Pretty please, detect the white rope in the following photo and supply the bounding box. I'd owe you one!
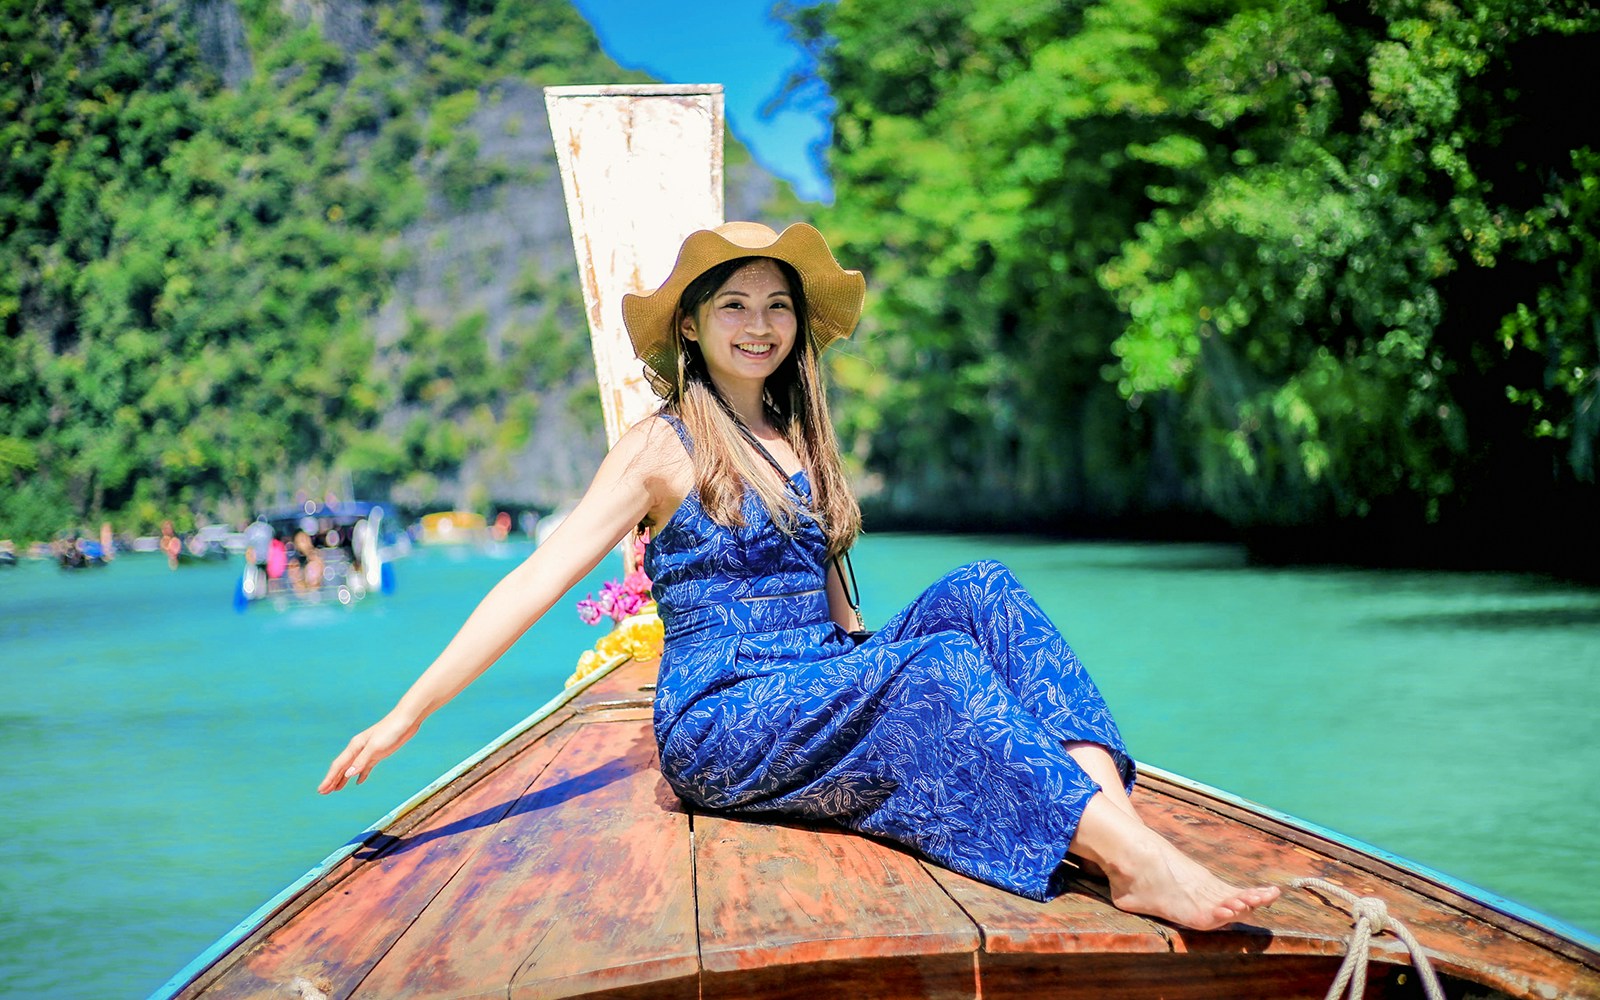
[1290,876,1446,1000]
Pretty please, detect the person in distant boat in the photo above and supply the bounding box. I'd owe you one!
[243,519,273,571]
[289,530,324,593]
[266,535,288,591]
[320,222,1281,931]
[160,520,182,570]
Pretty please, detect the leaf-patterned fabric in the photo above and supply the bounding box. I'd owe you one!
[647,413,1133,901]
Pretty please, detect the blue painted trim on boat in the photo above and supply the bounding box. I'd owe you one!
[1138,761,1600,953]
[148,653,633,1000]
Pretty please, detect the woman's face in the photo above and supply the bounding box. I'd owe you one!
[680,258,797,393]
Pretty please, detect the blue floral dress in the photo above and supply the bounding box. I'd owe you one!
[647,414,1133,901]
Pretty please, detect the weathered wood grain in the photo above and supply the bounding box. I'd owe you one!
[924,863,1175,957]
[571,659,658,713]
[702,953,977,1000]
[695,813,979,978]
[354,716,696,1000]
[977,952,1371,1000]
[580,706,654,725]
[1136,777,1600,999]
[197,722,579,999]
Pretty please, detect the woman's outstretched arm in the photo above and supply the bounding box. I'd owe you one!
[318,419,685,793]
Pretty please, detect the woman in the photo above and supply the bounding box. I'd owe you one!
[320,221,1279,930]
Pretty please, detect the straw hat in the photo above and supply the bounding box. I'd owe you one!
[622,221,866,386]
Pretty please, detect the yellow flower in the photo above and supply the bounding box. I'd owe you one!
[564,608,664,688]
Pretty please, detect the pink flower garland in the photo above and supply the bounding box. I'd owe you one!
[576,534,653,625]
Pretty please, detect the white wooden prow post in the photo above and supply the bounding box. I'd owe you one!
[545,84,726,449]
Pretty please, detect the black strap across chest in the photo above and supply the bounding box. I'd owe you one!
[732,420,866,633]
[733,420,800,483]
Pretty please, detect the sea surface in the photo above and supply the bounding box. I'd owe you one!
[3,535,1598,997]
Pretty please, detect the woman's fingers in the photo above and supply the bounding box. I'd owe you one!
[346,746,376,785]
[320,715,418,793]
[318,732,372,793]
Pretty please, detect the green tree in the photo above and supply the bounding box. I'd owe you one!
[1102,0,1600,535]
[0,0,645,538]
[793,0,1600,568]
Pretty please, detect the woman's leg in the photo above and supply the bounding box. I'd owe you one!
[1065,741,1138,820]
[877,561,1133,787]
[1064,743,1281,930]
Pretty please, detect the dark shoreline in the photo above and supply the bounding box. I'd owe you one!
[859,504,1600,587]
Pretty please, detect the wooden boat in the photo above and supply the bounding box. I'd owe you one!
[419,510,489,547]
[153,85,1600,999]
[235,502,393,610]
[155,654,1600,1000]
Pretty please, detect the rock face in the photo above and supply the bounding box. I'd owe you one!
[192,0,253,88]
[369,80,605,512]
[188,0,799,515]
[278,0,376,53]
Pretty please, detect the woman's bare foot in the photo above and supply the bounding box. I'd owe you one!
[1069,793,1280,930]
[1103,826,1281,930]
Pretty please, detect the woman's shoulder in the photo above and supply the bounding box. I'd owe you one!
[618,410,687,455]
[612,412,694,484]
[611,412,696,531]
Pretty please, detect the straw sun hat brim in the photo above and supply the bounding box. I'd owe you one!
[622,221,865,385]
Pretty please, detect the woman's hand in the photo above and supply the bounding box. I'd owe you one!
[318,710,422,793]
[313,418,685,797]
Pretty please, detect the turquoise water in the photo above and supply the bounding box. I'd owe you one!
[3,535,1598,997]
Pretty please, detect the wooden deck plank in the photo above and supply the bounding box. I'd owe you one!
[696,814,978,998]
[581,706,655,725]
[695,814,980,975]
[570,658,658,712]
[197,722,579,999]
[923,864,1175,957]
[704,954,978,1000]
[355,716,697,1000]
[1137,778,1600,999]
[974,952,1366,1000]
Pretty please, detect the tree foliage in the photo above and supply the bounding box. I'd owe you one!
[0,0,631,538]
[795,0,1600,562]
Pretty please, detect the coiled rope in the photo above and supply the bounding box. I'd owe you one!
[1290,876,1445,1000]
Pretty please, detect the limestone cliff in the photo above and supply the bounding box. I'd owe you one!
[196,0,798,515]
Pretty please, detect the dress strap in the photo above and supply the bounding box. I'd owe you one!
[657,409,695,455]
[733,421,795,481]
[733,420,868,635]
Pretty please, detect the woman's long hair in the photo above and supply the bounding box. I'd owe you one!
[659,256,861,558]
